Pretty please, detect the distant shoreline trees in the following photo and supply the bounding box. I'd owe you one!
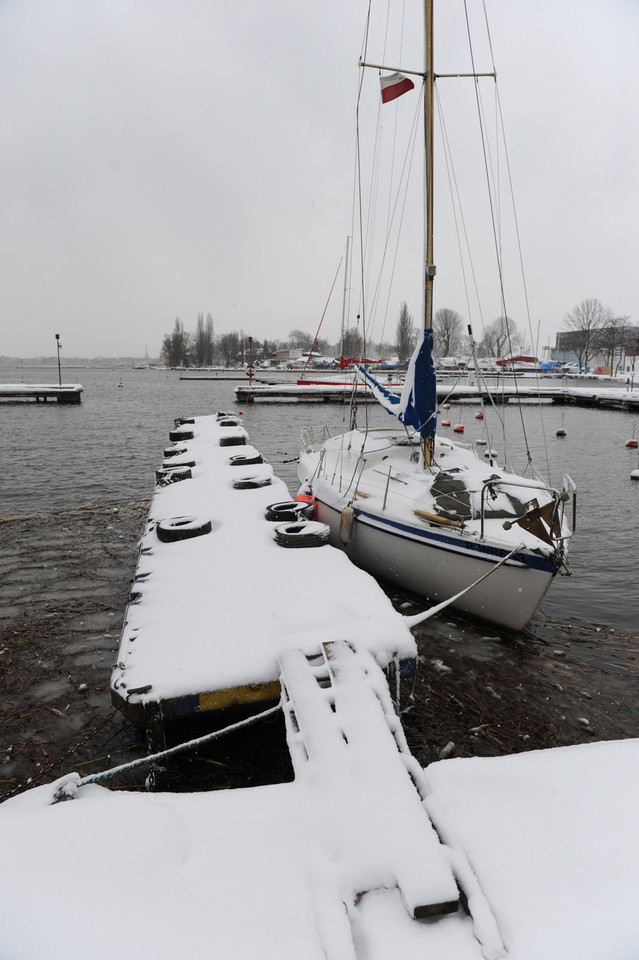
[395,302,418,362]
[158,299,635,369]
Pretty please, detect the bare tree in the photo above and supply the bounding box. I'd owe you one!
[563,298,611,372]
[340,328,363,359]
[192,313,215,367]
[218,331,241,367]
[597,315,630,375]
[477,316,519,358]
[433,308,463,357]
[160,317,190,367]
[623,328,639,377]
[288,329,315,352]
[395,302,418,363]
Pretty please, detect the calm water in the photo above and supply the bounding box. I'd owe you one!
[2,365,638,630]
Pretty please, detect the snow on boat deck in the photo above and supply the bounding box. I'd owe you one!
[110,413,416,722]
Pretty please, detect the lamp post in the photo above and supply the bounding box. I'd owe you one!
[55,334,62,386]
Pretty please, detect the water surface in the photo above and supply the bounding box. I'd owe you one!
[2,365,637,630]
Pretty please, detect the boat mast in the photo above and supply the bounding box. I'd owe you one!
[421,0,436,467]
[424,0,435,336]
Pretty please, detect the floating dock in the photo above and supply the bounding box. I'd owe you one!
[110,412,416,730]
[0,383,83,403]
[234,379,639,410]
[4,676,639,958]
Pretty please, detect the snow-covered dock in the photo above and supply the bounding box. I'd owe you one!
[2,721,638,958]
[234,379,639,410]
[0,382,83,403]
[110,412,416,728]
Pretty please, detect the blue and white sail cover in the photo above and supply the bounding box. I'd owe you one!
[359,329,437,441]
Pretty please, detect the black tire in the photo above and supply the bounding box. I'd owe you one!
[265,500,315,522]
[156,516,212,543]
[174,416,195,426]
[164,445,188,458]
[229,453,264,467]
[169,428,194,441]
[218,418,240,427]
[273,521,330,548]
[219,435,247,447]
[161,459,196,469]
[155,466,192,485]
[232,476,273,490]
[216,410,236,420]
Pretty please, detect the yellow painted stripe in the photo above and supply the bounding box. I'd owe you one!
[199,680,281,713]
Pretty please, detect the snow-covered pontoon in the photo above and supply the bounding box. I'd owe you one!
[110,412,417,734]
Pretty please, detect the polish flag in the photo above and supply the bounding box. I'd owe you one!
[380,72,415,104]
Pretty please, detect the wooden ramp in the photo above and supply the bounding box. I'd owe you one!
[279,640,460,921]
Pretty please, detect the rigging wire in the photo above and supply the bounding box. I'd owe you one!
[481,0,552,483]
[355,2,419,443]
[462,0,533,472]
[300,253,345,379]
[435,82,508,459]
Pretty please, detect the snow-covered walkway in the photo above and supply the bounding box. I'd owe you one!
[111,413,416,723]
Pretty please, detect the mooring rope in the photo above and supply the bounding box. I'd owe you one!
[52,704,281,802]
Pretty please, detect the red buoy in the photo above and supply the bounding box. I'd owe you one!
[475,411,483,420]
[441,418,451,427]
[443,403,450,410]
[453,424,464,433]
[626,439,638,448]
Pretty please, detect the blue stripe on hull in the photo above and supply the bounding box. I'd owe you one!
[354,508,558,575]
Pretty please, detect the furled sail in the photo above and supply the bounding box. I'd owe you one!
[358,329,437,440]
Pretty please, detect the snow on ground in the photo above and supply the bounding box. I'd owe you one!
[1,738,638,959]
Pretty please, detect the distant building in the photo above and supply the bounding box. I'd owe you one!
[550,325,639,375]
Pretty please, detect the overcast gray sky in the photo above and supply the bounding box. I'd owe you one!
[1,0,637,359]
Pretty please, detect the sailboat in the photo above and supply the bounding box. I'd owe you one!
[297,0,576,631]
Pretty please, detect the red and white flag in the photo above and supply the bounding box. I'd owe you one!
[380,72,415,104]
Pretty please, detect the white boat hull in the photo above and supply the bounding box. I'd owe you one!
[312,499,556,631]
[297,430,570,631]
